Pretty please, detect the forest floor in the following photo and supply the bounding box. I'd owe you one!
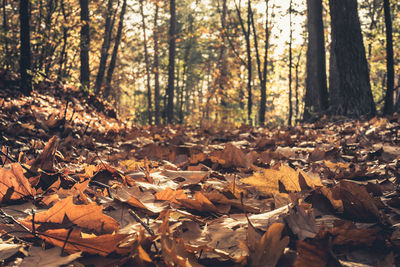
[0,79,400,266]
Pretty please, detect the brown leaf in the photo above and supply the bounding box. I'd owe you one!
[0,164,34,202]
[40,228,130,256]
[161,236,204,267]
[285,203,318,240]
[155,188,188,204]
[21,196,119,234]
[334,180,381,222]
[249,222,289,267]
[177,192,219,213]
[30,135,59,172]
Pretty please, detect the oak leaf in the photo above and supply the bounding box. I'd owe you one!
[0,164,34,202]
[21,196,119,234]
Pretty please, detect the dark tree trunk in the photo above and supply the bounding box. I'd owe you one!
[218,0,228,107]
[235,0,252,124]
[95,0,114,93]
[58,0,68,81]
[79,0,90,90]
[383,0,394,115]
[140,0,153,124]
[105,0,127,97]
[304,0,329,120]
[288,0,293,126]
[253,0,270,126]
[153,2,160,125]
[166,0,176,124]
[3,0,10,70]
[329,0,376,117]
[19,0,31,95]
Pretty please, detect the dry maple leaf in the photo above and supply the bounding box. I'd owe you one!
[39,228,130,256]
[0,164,34,202]
[20,196,119,234]
[248,222,289,267]
[242,164,321,196]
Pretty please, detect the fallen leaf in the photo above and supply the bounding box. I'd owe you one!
[20,196,119,234]
[285,203,318,240]
[0,243,22,261]
[21,246,81,267]
[248,222,289,267]
[0,164,34,202]
[40,228,130,256]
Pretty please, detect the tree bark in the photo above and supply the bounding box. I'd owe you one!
[383,0,394,115]
[105,0,127,98]
[140,0,153,124]
[288,0,293,126]
[95,0,114,93]
[304,0,329,120]
[19,0,31,95]
[166,0,176,124]
[153,1,160,125]
[329,0,376,117]
[3,0,10,70]
[79,0,90,90]
[235,0,252,124]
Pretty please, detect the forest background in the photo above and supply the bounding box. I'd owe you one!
[2,0,400,126]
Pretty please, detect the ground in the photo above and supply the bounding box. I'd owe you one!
[0,82,399,266]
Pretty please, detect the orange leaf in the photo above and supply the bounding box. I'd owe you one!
[155,188,188,204]
[0,164,34,202]
[40,228,130,256]
[21,196,119,234]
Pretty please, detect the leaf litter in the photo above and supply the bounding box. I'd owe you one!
[0,85,400,266]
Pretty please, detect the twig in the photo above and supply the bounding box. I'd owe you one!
[31,209,36,237]
[129,210,154,236]
[61,227,73,256]
[129,210,159,254]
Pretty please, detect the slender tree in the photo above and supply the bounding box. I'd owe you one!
[140,0,153,124]
[95,0,115,93]
[79,0,90,90]
[153,1,160,125]
[105,0,127,97]
[304,0,329,120]
[19,0,31,95]
[235,0,252,124]
[383,0,394,115]
[329,0,376,117]
[166,0,176,124]
[288,0,293,126]
[252,0,271,126]
[3,0,10,70]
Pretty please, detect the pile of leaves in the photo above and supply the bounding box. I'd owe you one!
[0,86,400,266]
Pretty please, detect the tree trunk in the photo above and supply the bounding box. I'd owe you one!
[329,0,376,117]
[218,0,228,107]
[95,0,114,93]
[166,0,176,124]
[383,0,394,115]
[79,0,90,90]
[19,0,31,95]
[288,0,293,126]
[253,0,270,126]
[140,0,153,124]
[105,0,127,98]
[3,0,9,70]
[304,0,329,120]
[153,2,160,125]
